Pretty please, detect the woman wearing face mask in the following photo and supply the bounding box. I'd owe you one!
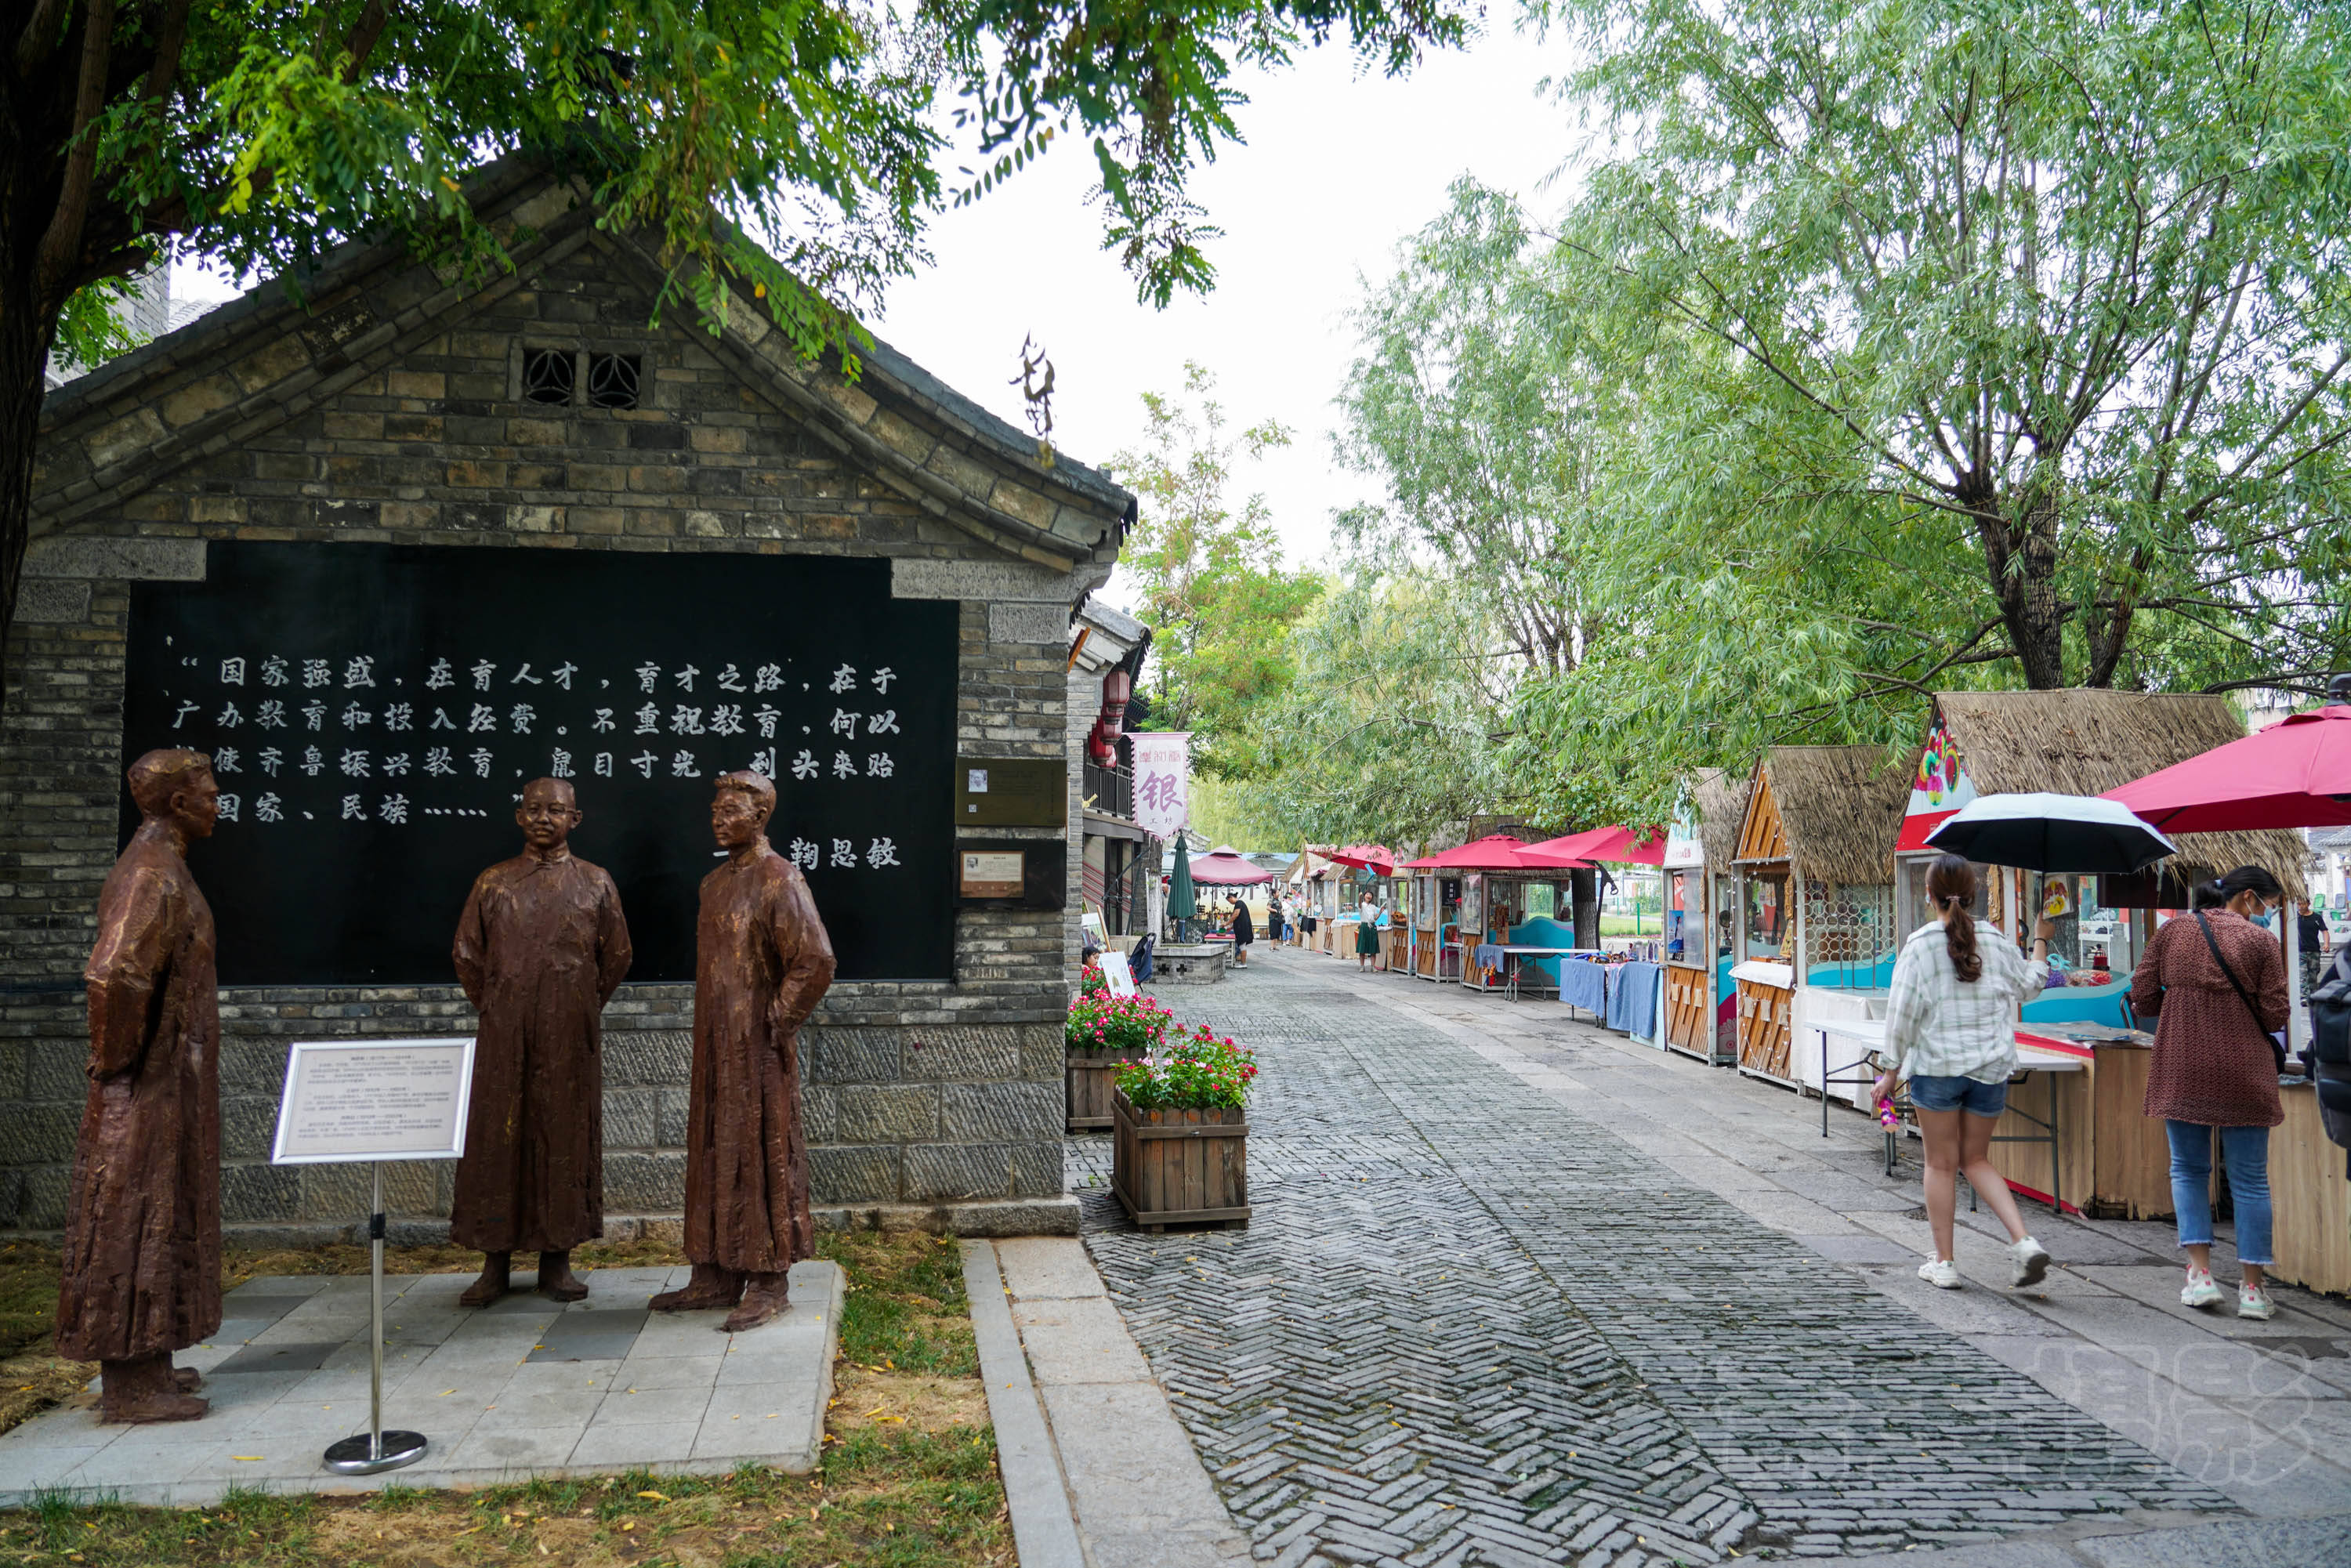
[2130,865,2291,1320]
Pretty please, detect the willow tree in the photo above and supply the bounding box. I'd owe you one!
[1547,0,2351,693]
[0,0,1473,655]
[1241,567,1524,846]
[1107,363,1323,780]
[1337,180,1616,675]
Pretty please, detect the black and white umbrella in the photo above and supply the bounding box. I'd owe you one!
[1924,792,2177,875]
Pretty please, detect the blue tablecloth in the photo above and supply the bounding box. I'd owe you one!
[1609,961,1662,1036]
[1472,943,1506,973]
[1559,955,1610,1016]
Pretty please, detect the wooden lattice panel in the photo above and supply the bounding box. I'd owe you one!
[1666,966,1712,1056]
[1737,979,1793,1080]
[1735,762,1790,864]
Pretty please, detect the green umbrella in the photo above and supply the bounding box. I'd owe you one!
[1166,835,1198,942]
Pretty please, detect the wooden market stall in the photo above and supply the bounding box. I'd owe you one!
[1730,747,1914,1091]
[1661,770,1748,1065]
[1893,690,2311,1214]
[2273,1083,2351,1296]
[1280,844,1339,954]
[1401,837,1586,992]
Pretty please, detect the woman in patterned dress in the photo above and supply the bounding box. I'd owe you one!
[2131,866,2291,1321]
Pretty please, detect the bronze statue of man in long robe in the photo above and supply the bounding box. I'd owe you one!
[651,770,835,1332]
[56,749,223,1423]
[451,777,632,1305]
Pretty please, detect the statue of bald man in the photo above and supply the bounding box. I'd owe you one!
[451,777,632,1306]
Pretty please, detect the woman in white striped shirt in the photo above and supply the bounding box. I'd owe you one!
[1871,854,2056,1291]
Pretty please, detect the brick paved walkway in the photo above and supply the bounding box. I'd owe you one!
[1070,960,2233,1566]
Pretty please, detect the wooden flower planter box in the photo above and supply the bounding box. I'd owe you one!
[1066,1048,1143,1132]
[1110,1089,1251,1232]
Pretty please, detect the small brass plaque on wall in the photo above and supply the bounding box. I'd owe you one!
[953,838,1065,909]
[961,851,1025,899]
[956,756,1065,827]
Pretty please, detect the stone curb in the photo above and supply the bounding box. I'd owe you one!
[780,1258,846,1476]
[962,1239,1085,1568]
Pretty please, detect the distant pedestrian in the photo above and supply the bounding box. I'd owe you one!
[1871,854,2055,1292]
[2298,898,2331,998]
[1230,895,1254,966]
[1266,896,1285,947]
[1302,898,1317,948]
[1355,893,1380,971]
[2132,866,2290,1320]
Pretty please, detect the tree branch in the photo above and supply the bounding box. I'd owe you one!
[140,0,190,116]
[13,0,68,79]
[34,0,116,308]
[341,0,389,84]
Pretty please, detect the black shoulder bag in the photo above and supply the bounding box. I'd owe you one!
[2193,910,2288,1076]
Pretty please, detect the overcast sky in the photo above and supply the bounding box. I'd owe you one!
[174,24,1585,600]
[881,24,1588,599]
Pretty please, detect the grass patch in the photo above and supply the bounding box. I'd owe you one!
[0,1230,1010,1564]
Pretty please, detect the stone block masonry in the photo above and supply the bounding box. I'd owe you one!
[0,164,1132,1240]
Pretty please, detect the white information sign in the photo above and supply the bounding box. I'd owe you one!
[1099,949,1138,998]
[270,1038,478,1165]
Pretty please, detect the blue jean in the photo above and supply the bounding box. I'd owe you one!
[1907,1074,2009,1117]
[2166,1121,2273,1267]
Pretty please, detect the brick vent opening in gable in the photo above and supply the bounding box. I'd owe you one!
[523,346,576,404]
[588,352,641,410]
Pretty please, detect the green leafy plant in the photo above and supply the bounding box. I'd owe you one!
[1115,1024,1259,1110]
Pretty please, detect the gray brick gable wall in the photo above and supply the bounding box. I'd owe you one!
[1,170,1126,1241]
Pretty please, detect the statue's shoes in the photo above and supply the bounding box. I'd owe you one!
[649,1283,741,1313]
[458,1273,510,1309]
[102,1392,206,1425]
[537,1273,589,1302]
[722,1292,788,1334]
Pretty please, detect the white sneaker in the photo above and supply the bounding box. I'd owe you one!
[2239,1283,2277,1321]
[2009,1237,2052,1289]
[1918,1258,1962,1290]
[2181,1268,2226,1310]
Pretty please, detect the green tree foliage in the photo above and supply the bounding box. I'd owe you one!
[1336,179,1618,675]
[1270,0,2351,839]
[0,0,1476,650]
[1545,0,2351,693]
[1106,363,1323,779]
[1243,568,1523,846]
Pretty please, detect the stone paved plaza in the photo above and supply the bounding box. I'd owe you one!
[0,1261,840,1508]
[1069,952,2349,1566]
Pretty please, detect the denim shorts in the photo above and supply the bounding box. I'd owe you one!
[1907,1074,2009,1117]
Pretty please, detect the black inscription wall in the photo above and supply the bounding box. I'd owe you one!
[121,542,958,984]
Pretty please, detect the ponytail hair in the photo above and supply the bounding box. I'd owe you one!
[2193,864,2284,911]
[1925,853,1983,983]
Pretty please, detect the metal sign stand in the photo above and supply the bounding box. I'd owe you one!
[323,1162,428,1475]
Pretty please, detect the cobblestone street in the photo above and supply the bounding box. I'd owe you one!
[1066,951,2347,1566]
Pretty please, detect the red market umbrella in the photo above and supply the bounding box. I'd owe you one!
[1328,843,1396,875]
[1404,835,1591,873]
[1189,849,1277,885]
[2105,694,2351,833]
[1524,825,1668,866]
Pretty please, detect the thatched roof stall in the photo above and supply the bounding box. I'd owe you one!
[1925,690,2306,896]
[1737,745,1916,883]
[1659,767,1755,1064]
[1727,745,1918,1087]
[1692,767,1751,875]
